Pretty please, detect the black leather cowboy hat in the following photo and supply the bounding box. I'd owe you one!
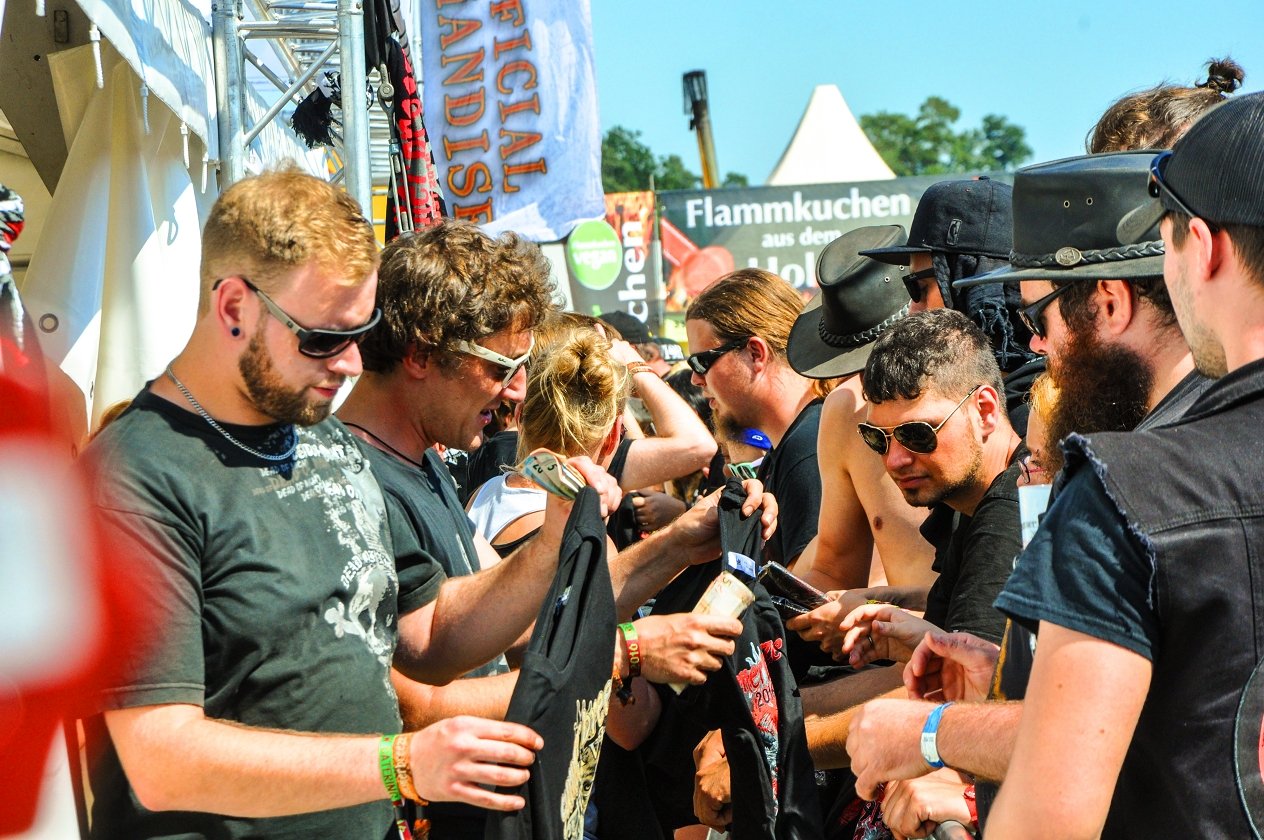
[788,225,911,379]
[956,151,1164,289]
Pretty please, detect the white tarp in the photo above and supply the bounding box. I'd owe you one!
[75,0,217,156]
[767,84,895,186]
[20,47,208,425]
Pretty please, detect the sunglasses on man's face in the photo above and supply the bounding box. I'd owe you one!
[903,267,937,303]
[217,277,382,359]
[857,385,981,456]
[1018,284,1073,340]
[686,337,750,375]
[455,336,535,389]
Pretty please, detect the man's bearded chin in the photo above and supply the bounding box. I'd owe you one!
[1047,327,1155,450]
[712,405,752,449]
[239,330,332,426]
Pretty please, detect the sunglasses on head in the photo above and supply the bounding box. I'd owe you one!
[686,336,750,375]
[857,385,981,456]
[216,277,382,358]
[1018,284,1073,340]
[903,267,937,303]
[456,336,534,389]
[1148,150,1218,232]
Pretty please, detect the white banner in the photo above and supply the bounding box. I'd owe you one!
[418,0,603,241]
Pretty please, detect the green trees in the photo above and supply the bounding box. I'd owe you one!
[860,97,1033,176]
[601,126,751,192]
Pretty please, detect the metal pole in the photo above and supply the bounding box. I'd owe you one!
[243,40,337,147]
[338,0,371,213]
[212,0,246,185]
[683,71,719,190]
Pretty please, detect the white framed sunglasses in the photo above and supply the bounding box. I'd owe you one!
[455,335,535,388]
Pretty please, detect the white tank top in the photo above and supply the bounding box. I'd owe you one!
[466,473,546,545]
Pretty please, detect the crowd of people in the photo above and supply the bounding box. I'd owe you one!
[62,57,1264,840]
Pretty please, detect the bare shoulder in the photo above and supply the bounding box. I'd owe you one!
[822,377,866,422]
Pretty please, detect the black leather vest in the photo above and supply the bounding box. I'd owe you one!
[1061,358,1264,839]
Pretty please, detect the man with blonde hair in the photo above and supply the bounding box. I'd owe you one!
[83,171,565,838]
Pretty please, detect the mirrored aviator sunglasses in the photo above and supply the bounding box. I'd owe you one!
[856,385,981,456]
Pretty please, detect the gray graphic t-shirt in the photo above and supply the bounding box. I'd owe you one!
[83,389,444,839]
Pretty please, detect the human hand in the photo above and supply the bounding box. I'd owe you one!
[840,604,937,667]
[904,630,999,703]
[669,480,778,565]
[692,729,731,831]
[561,455,622,516]
[881,770,973,840]
[607,339,647,367]
[631,612,742,686]
[847,698,939,800]
[784,598,849,655]
[408,716,542,810]
[631,491,686,533]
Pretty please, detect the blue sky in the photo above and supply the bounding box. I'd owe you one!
[590,0,1264,185]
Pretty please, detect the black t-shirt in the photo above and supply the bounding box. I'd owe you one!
[485,487,615,840]
[600,483,823,840]
[83,390,444,840]
[464,429,521,503]
[360,443,508,679]
[606,438,645,550]
[920,444,1027,645]
[757,400,823,567]
[995,467,1158,661]
[975,381,1202,830]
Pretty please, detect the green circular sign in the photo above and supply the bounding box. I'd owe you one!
[567,219,623,291]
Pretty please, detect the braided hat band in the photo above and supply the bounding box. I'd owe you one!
[1010,239,1164,270]
[818,303,910,350]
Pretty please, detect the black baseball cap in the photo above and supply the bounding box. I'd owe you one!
[598,311,651,345]
[1118,92,1264,244]
[860,178,1012,265]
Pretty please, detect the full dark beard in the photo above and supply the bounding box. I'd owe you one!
[238,328,331,426]
[1047,328,1154,459]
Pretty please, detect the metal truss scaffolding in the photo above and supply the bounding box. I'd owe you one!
[211,0,371,212]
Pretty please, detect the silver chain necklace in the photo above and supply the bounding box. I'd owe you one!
[165,364,298,462]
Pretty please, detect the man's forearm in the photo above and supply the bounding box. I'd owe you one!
[392,669,517,731]
[802,669,904,769]
[421,533,559,677]
[106,705,386,817]
[937,701,1022,783]
[609,526,708,619]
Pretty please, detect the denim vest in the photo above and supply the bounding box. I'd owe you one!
[1062,357,1264,838]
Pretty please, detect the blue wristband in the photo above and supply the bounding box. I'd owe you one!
[919,702,955,769]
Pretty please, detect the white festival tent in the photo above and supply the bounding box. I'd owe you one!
[766,83,895,186]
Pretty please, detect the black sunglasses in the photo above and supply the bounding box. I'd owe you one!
[215,277,382,359]
[1148,150,1219,232]
[857,385,980,456]
[686,337,750,375]
[1018,284,1073,340]
[903,267,937,303]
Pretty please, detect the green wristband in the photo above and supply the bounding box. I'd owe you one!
[619,622,642,678]
[378,734,402,803]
